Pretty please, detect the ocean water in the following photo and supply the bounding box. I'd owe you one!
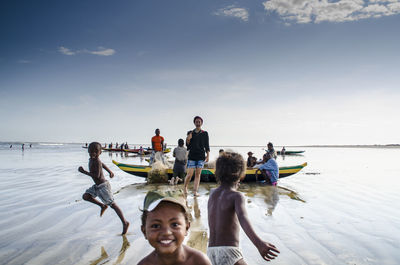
[0,143,399,265]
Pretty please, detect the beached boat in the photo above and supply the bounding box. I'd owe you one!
[123,148,171,154]
[112,160,307,182]
[277,150,305,155]
[102,147,125,152]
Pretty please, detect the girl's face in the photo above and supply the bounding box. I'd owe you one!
[194,118,203,128]
[142,202,189,256]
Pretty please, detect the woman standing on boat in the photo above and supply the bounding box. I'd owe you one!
[183,116,210,196]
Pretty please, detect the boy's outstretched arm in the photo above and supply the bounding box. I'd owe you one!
[78,166,91,176]
[234,193,280,261]
[102,163,114,178]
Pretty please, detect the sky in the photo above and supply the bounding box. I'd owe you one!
[1,0,400,146]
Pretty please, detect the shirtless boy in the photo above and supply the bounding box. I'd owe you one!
[78,142,129,235]
[138,190,211,265]
[207,152,280,264]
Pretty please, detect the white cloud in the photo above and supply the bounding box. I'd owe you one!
[58,46,76,55]
[58,46,115,56]
[87,47,116,56]
[214,5,249,21]
[263,0,400,24]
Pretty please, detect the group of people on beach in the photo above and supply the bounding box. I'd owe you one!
[78,115,280,264]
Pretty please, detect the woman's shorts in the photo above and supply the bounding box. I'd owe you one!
[187,160,205,169]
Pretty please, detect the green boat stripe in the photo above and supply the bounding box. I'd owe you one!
[114,161,306,173]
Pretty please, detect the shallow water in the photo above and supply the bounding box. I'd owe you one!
[0,143,399,264]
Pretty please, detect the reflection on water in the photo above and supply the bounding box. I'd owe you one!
[89,235,130,265]
[238,183,305,215]
[89,246,108,265]
[186,196,208,253]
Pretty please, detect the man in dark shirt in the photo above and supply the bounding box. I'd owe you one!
[183,116,210,196]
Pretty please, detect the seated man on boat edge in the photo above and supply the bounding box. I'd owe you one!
[255,152,279,186]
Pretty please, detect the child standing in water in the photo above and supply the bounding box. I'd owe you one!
[78,142,129,235]
[207,152,280,265]
[138,190,211,265]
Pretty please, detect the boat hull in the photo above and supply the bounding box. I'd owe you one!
[277,151,305,155]
[112,160,307,183]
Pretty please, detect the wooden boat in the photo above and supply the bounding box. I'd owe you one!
[102,147,125,152]
[112,160,307,183]
[277,150,305,155]
[123,148,171,155]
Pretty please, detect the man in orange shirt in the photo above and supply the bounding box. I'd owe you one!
[151,128,164,152]
[150,129,165,164]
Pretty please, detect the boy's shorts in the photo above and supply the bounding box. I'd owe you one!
[173,171,186,179]
[85,181,114,206]
[187,160,205,169]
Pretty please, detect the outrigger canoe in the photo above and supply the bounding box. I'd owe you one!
[102,148,125,152]
[277,151,305,155]
[112,160,307,183]
[123,148,171,155]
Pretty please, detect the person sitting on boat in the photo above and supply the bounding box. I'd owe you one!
[266,142,277,159]
[150,128,164,164]
[246,151,257,168]
[255,152,279,186]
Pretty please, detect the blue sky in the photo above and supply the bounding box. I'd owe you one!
[1,0,400,145]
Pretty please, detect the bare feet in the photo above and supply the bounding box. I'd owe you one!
[193,192,199,197]
[175,177,182,185]
[122,221,130,235]
[100,205,108,217]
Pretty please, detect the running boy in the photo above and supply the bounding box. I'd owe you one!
[138,190,211,265]
[207,152,280,264]
[78,142,129,235]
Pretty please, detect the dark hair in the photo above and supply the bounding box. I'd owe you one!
[178,138,184,147]
[268,142,273,147]
[141,201,190,227]
[215,152,246,184]
[193,116,203,123]
[88,142,102,153]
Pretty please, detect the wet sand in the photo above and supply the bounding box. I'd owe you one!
[1,144,399,264]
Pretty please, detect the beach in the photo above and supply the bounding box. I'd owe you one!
[1,143,399,265]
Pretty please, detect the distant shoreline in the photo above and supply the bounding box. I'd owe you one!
[1,142,399,149]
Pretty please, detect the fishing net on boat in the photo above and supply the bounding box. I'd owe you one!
[147,152,171,183]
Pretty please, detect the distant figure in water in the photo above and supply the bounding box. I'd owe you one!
[281,146,286,155]
[22,144,24,150]
[30,144,32,148]
[78,142,129,235]
[10,145,12,148]
[207,152,280,264]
